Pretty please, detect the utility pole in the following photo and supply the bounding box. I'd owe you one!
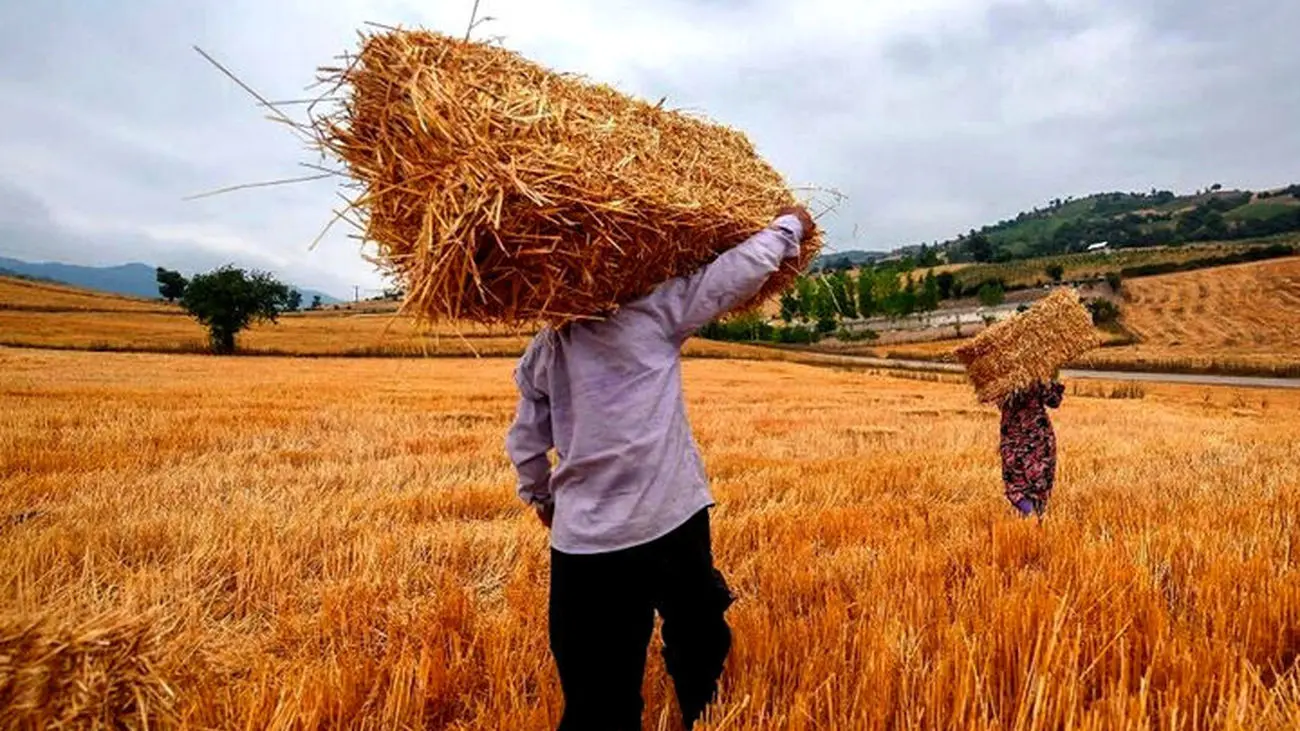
[354,285,360,303]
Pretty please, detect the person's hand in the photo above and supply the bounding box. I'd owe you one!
[776,206,816,242]
[535,501,554,529]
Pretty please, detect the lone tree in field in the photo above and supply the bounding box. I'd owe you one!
[156,267,188,303]
[287,290,303,312]
[180,265,291,354]
[1046,263,1065,282]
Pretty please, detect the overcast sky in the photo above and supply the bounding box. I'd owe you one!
[1,1,1296,298]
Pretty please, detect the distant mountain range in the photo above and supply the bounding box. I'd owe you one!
[0,256,341,305]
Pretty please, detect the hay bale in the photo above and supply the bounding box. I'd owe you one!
[310,29,821,325]
[954,288,1101,404]
[0,613,177,727]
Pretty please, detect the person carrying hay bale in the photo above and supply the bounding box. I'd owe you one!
[506,207,815,731]
[954,288,1101,518]
[999,379,1066,517]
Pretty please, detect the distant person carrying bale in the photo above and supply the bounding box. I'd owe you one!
[508,207,815,730]
[998,379,1065,516]
[955,288,1101,517]
[302,26,824,731]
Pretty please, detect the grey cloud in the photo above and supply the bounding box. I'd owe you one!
[0,0,1297,281]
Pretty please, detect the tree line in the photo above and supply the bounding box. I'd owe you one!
[779,269,942,330]
[778,266,1011,328]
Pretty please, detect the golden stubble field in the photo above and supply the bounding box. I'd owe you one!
[1102,257,1300,368]
[2,348,1300,730]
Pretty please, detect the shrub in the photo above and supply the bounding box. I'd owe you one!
[978,282,1006,307]
[1086,298,1121,325]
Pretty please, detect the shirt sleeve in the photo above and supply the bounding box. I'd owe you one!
[505,339,554,507]
[639,214,805,342]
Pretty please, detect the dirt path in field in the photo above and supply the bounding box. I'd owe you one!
[799,352,1300,390]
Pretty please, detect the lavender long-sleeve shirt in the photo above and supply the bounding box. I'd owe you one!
[505,215,805,554]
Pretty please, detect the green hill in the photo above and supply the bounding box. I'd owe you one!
[947,184,1300,263]
[814,184,1300,272]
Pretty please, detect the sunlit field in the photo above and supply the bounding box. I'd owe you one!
[0,276,174,313]
[1088,257,1300,372]
[3,347,1299,729]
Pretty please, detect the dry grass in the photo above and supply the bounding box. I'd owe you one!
[310,29,818,325]
[0,310,820,364]
[1080,258,1300,371]
[0,310,533,357]
[3,348,1300,729]
[0,276,174,313]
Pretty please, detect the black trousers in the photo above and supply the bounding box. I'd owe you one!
[549,508,734,731]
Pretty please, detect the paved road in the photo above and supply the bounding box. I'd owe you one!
[798,352,1300,390]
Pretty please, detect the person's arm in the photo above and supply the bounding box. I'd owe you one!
[641,209,812,342]
[1044,381,1065,409]
[505,348,555,519]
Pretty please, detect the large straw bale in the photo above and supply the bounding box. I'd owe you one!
[954,288,1101,404]
[0,613,177,727]
[310,29,821,326]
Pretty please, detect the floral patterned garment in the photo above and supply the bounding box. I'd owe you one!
[998,381,1065,514]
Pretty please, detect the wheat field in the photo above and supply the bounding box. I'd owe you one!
[1100,258,1300,363]
[3,347,1299,729]
[0,277,174,313]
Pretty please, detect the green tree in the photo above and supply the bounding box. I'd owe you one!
[1201,211,1228,240]
[287,290,303,312]
[899,275,918,315]
[778,289,800,323]
[967,233,994,263]
[155,267,188,303]
[794,276,817,322]
[917,244,941,268]
[828,271,857,319]
[876,270,903,317]
[1086,298,1120,325]
[180,265,291,354]
[310,295,323,311]
[1046,263,1065,282]
[935,272,956,300]
[978,281,1005,307]
[919,271,941,311]
[1105,272,1123,293]
[856,270,877,318]
[812,279,837,325]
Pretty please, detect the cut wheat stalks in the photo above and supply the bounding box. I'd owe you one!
[0,612,177,728]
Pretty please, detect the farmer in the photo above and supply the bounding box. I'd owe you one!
[506,207,815,731]
[998,379,1065,517]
